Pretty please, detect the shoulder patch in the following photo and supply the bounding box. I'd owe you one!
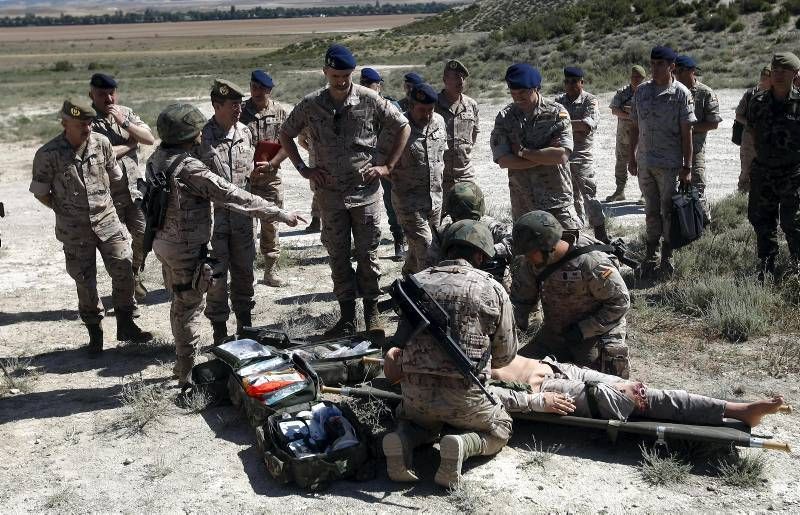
[600,267,614,279]
[559,110,569,119]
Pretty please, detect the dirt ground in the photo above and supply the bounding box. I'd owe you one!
[1,88,799,513]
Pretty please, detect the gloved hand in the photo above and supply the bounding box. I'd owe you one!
[563,324,584,346]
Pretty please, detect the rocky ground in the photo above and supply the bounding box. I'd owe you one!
[1,89,798,513]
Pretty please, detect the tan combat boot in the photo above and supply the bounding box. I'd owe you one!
[363,299,383,331]
[261,258,287,287]
[605,182,626,202]
[382,432,420,482]
[435,433,483,488]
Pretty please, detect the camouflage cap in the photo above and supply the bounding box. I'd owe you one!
[445,181,485,222]
[445,59,469,77]
[772,52,800,72]
[211,79,245,100]
[512,210,563,255]
[441,219,496,259]
[157,103,207,145]
[61,98,96,120]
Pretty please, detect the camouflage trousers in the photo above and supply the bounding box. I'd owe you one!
[747,164,800,260]
[153,238,204,359]
[738,131,756,193]
[508,172,580,230]
[380,177,401,236]
[520,325,630,379]
[63,230,135,324]
[569,161,605,228]
[115,200,146,273]
[310,183,320,219]
[252,178,284,262]
[204,226,256,322]
[691,151,711,223]
[492,358,725,424]
[397,373,513,456]
[614,122,634,187]
[320,200,382,302]
[393,199,441,276]
[637,165,681,248]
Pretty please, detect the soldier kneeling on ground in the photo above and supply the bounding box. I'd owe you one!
[510,211,631,378]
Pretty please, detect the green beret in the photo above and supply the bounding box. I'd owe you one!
[772,52,800,72]
[445,59,469,77]
[631,65,646,78]
[211,79,245,100]
[61,98,96,120]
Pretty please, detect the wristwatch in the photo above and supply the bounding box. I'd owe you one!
[121,119,131,130]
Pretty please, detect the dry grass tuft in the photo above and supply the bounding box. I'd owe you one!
[519,437,563,471]
[107,374,173,435]
[639,443,691,486]
[716,450,768,488]
[0,356,38,395]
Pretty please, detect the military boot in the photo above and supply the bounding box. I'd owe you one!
[212,321,228,345]
[86,323,103,356]
[392,231,406,261]
[236,311,252,334]
[116,309,153,343]
[594,223,610,244]
[323,300,357,337]
[305,216,321,233]
[659,241,674,279]
[134,274,148,303]
[363,299,383,331]
[605,182,626,202]
[639,241,660,280]
[435,433,483,488]
[382,422,435,483]
[261,259,287,287]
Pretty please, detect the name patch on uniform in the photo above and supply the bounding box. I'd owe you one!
[557,270,582,281]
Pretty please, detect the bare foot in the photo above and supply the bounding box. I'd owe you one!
[725,396,786,427]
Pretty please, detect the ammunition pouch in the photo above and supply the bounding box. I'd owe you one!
[601,342,630,380]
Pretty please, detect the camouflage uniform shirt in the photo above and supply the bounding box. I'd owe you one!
[490,97,575,209]
[630,79,696,168]
[391,112,447,212]
[240,98,288,142]
[401,259,517,380]
[688,81,722,159]
[90,105,150,203]
[199,118,255,234]
[30,132,127,244]
[746,86,800,171]
[280,84,408,209]
[554,90,599,165]
[435,91,479,180]
[609,84,636,129]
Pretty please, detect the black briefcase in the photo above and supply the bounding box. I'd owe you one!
[669,186,705,249]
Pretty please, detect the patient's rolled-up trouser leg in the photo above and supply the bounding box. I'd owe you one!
[644,389,726,425]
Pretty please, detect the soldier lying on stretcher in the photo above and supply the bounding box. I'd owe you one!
[383,349,786,428]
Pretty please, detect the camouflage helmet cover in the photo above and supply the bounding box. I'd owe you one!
[445,181,486,221]
[157,103,207,145]
[512,210,563,255]
[441,219,496,259]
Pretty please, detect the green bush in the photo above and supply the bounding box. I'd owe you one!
[762,8,790,31]
[729,20,745,32]
[52,60,74,72]
[739,0,772,13]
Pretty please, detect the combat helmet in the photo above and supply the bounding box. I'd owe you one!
[512,211,563,256]
[445,181,486,221]
[441,219,496,259]
[157,103,207,145]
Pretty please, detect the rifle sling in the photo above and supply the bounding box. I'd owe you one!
[536,244,616,283]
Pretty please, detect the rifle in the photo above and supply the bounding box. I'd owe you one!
[140,155,187,264]
[381,275,497,405]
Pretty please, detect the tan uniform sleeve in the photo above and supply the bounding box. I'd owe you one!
[103,138,129,206]
[29,148,54,196]
[179,160,290,223]
[578,260,631,338]
[489,286,518,369]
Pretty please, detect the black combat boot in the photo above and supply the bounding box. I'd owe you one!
[363,299,383,331]
[87,323,103,356]
[392,231,406,261]
[212,321,228,345]
[116,309,153,343]
[305,216,321,233]
[236,311,252,334]
[323,300,357,337]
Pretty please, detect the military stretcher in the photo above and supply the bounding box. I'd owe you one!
[322,384,792,453]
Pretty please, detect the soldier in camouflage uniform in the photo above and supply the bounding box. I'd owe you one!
[436,60,479,212]
[607,65,646,202]
[391,83,447,275]
[381,220,516,488]
[491,63,579,230]
[88,73,155,302]
[629,46,696,277]
[149,103,301,386]
[746,52,800,281]
[199,79,260,342]
[675,55,722,223]
[735,65,772,193]
[555,67,608,242]
[398,72,424,113]
[239,70,291,287]
[280,45,410,335]
[510,211,631,378]
[30,99,152,355]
